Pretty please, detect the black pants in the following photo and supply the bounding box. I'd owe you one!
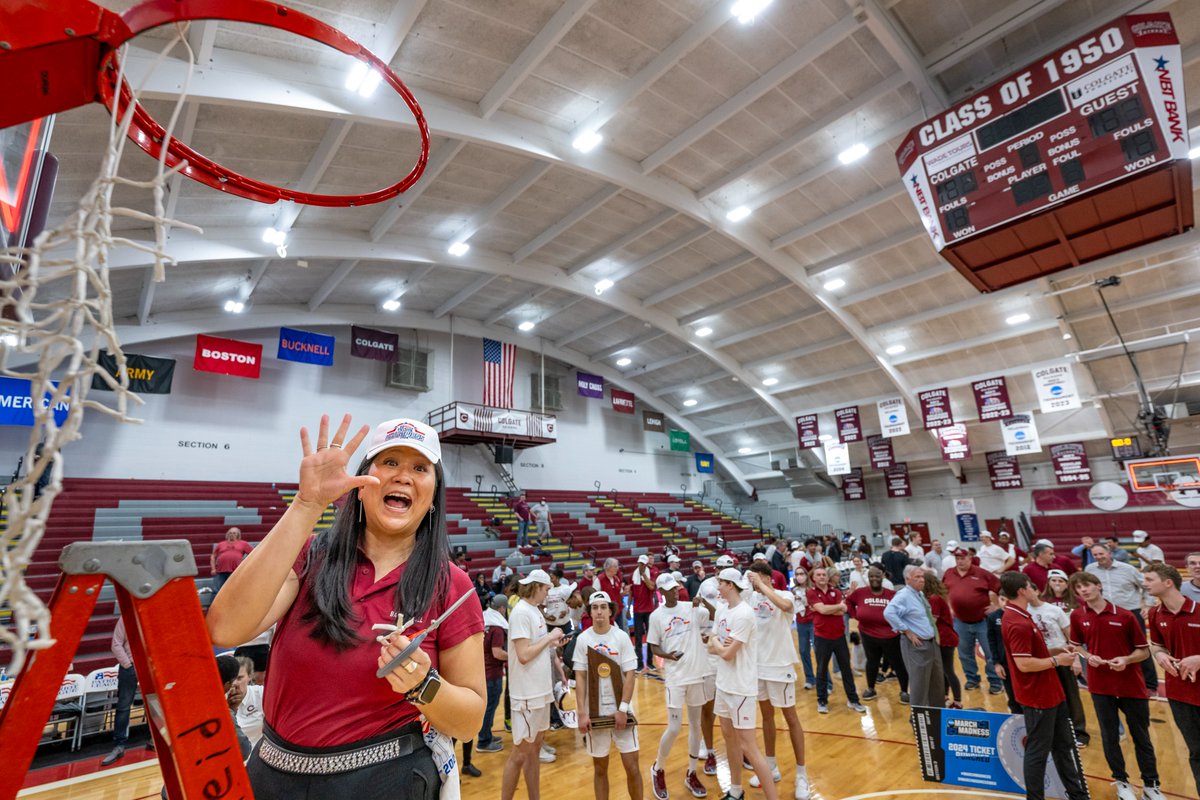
[940,645,961,702]
[1022,701,1089,800]
[1055,666,1088,745]
[1170,698,1200,796]
[815,634,859,704]
[112,665,137,746]
[633,611,652,669]
[1091,693,1155,785]
[1129,610,1159,692]
[247,722,438,800]
[862,633,909,692]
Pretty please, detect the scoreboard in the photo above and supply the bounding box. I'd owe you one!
[896,15,1192,292]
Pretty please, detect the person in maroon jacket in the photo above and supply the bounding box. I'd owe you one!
[1021,542,1057,593]
[807,566,866,714]
[923,572,962,709]
[1144,563,1200,796]
[846,566,909,703]
[594,557,625,626]
[630,554,659,672]
[943,547,1003,694]
[999,572,1089,800]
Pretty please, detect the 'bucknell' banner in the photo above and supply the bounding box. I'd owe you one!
[611,389,635,414]
[351,325,398,362]
[92,351,175,394]
[278,327,334,367]
[835,405,862,442]
[194,334,262,379]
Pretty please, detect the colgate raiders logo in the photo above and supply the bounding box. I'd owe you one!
[384,421,425,443]
[1154,55,1186,143]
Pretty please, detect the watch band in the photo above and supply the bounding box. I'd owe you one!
[408,667,441,705]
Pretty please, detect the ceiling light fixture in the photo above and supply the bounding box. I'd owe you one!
[345,62,383,98]
[731,0,773,24]
[885,344,906,355]
[616,357,632,367]
[823,277,845,291]
[837,142,870,164]
[726,205,751,222]
[382,299,401,312]
[1,333,18,347]
[447,241,470,257]
[695,326,713,338]
[594,278,614,295]
[762,377,779,386]
[572,130,603,153]
[738,446,753,454]
[262,226,287,257]
[1005,312,1031,325]
[223,299,245,313]
[683,398,698,407]
[818,433,832,442]
[518,320,536,332]
[1062,331,1073,341]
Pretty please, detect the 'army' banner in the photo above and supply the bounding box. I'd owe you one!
[92,351,175,394]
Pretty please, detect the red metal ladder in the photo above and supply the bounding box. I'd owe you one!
[0,540,253,799]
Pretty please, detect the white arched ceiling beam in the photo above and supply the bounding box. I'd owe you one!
[641,252,756,308]
[485,286,555,327]
[370,140,467,242]
[741,334,855,370]
[711,309,826,350]
[562,210,676,277]
[103,305,756,496]
[513,186,622,263]
[854,0,949,109]
[308,259,360,312]
[653,371,729,398]
[588,331,668,362]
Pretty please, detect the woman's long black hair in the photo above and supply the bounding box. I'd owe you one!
[301,458,451,649]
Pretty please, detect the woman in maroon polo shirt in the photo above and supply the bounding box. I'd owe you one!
[208,414,485,799]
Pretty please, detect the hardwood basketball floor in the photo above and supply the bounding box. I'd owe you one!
[19,667,1199,800]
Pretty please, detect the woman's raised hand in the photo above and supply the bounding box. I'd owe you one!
[295,414,378,509]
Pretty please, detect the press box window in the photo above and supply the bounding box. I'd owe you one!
[386,347,431,391]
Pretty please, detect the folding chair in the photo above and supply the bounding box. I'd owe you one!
[42,673,85,750]
[81,666,122,742]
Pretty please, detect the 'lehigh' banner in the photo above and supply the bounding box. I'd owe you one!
[195,334,262,379]
[278,327,335,366]
[643,411,665,432]
[350,325,399,362]
[92,351,175,394]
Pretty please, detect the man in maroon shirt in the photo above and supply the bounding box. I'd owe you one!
[1000,572,1089,800]
[1021,542,1057,593]
[1144,563,1200,795]
[1068,571,1161,800]
[630,554,659,672]
[846,566,909,703]
[943,547,1003,694]
[807,566,866,714]
[210,527,253,595]
[594,558,625,623]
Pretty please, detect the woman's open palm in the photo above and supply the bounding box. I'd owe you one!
[296,414,378,507]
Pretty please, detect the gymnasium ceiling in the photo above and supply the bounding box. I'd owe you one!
[40,0,1200,495]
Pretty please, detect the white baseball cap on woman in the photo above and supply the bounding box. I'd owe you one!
[365,418,442,463]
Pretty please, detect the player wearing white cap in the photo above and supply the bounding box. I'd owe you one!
[648,573,714,799]
[692,554,735,777]
[746,561,809,799]
[574,590,642,800]
[708,568,778,800]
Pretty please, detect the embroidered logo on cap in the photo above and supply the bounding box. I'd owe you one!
[384,421,425,444]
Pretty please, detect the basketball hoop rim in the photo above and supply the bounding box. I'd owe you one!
[95,0,431,207]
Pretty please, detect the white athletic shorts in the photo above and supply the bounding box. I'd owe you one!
[585,724,639,756]
[714,689,758,730]
[511,696,551,744]
[665,681,712,709]
[757,677,796,708]
[702,673,716,700]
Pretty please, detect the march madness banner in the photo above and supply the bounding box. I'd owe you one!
[911,706,1068,797]
[194,335,262,379]
[92,351,175,394]
[278,327,335,366]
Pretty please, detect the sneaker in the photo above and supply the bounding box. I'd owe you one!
[703,752,717,776]
[652,764,669,800]
[549,720,564,730]
[877,672,893,683]
[899,692,910,705]
[964,681,981,690]
[847,702,867,713]
[862,688,878,700]
[463,763,482,778]
[1075,738,1089,750]
[504,718,512,732]
[947,701,963,710]
[803,681,814,690]
[748,766,781,787]
[476,740,503,753]
[817,703,829,714]
[988,685,1004,695]
[685,770,708,798]
[100,745,125,767]
[542,743,556,755]
[539,746,556,764]
[1113,781,1138,800]
[794,774,811,800]
[1143,786,1166,800]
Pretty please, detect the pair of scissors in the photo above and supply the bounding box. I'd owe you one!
[375,588,475,678]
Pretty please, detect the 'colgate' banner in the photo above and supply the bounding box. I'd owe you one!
[971,376,1012,421]
[194,334,262,379]
[919,387,955,430]
[350,325,399,362]
[835,405,862,443]
[796,414,820,449]
[986,451,1023,490]
[867,434,894,470]
[1050,442,1092,484]
[611,389,635,414]
[938,423,971,461]
[885,462,911,498]
[842,468,866,501]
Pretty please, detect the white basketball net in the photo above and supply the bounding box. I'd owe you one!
[0,29,201,674]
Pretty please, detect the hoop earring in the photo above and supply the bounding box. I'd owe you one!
[429,503,437,516]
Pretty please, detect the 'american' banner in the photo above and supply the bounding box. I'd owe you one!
[611,389,635,413]
[194,334,262,379]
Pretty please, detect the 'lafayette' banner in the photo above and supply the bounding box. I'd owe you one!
[877,397,910,437]
[278,327,335,366]
[986,451,1024,490]
[835,405,861,442]
[92,351,175,394]
[350,325,399,362]
[842,467,866,501]
[1050,442,1092,484]
[938,423,971,461]
[577,371,604,398]
[795,414,820,449]
[611,389,635,414]
[194,334,262,379]
[919,387,955,430]
[971,376,1012,421]
[885,462,911,498]
[0,376,70,426]
[867,434,895,470]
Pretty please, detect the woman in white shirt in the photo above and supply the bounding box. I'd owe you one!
[1027,592,1090,748]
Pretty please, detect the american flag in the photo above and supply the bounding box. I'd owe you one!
[482,338,515,408]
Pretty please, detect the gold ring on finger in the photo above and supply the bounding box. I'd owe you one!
[404,661,417,673]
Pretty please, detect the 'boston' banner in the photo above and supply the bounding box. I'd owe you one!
[577,371,604,398]
[611,389,635,414]
[1050,442,1092,484]
[695,452,714,473]
[0,376,70,426]
[795,414,819,448]
[92,351,175,394]
[643,411,665,432]
[279,327,335,366]
[986,451,1024,490]
[919,387,954,430]
[195,334,262,379]
[971,376,1012,421]
[867,434,894,470]
[350,325,399,362]
[842,468,865,501]
[835,405,861,442]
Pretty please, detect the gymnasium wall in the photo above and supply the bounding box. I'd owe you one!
[0,328,709,494]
